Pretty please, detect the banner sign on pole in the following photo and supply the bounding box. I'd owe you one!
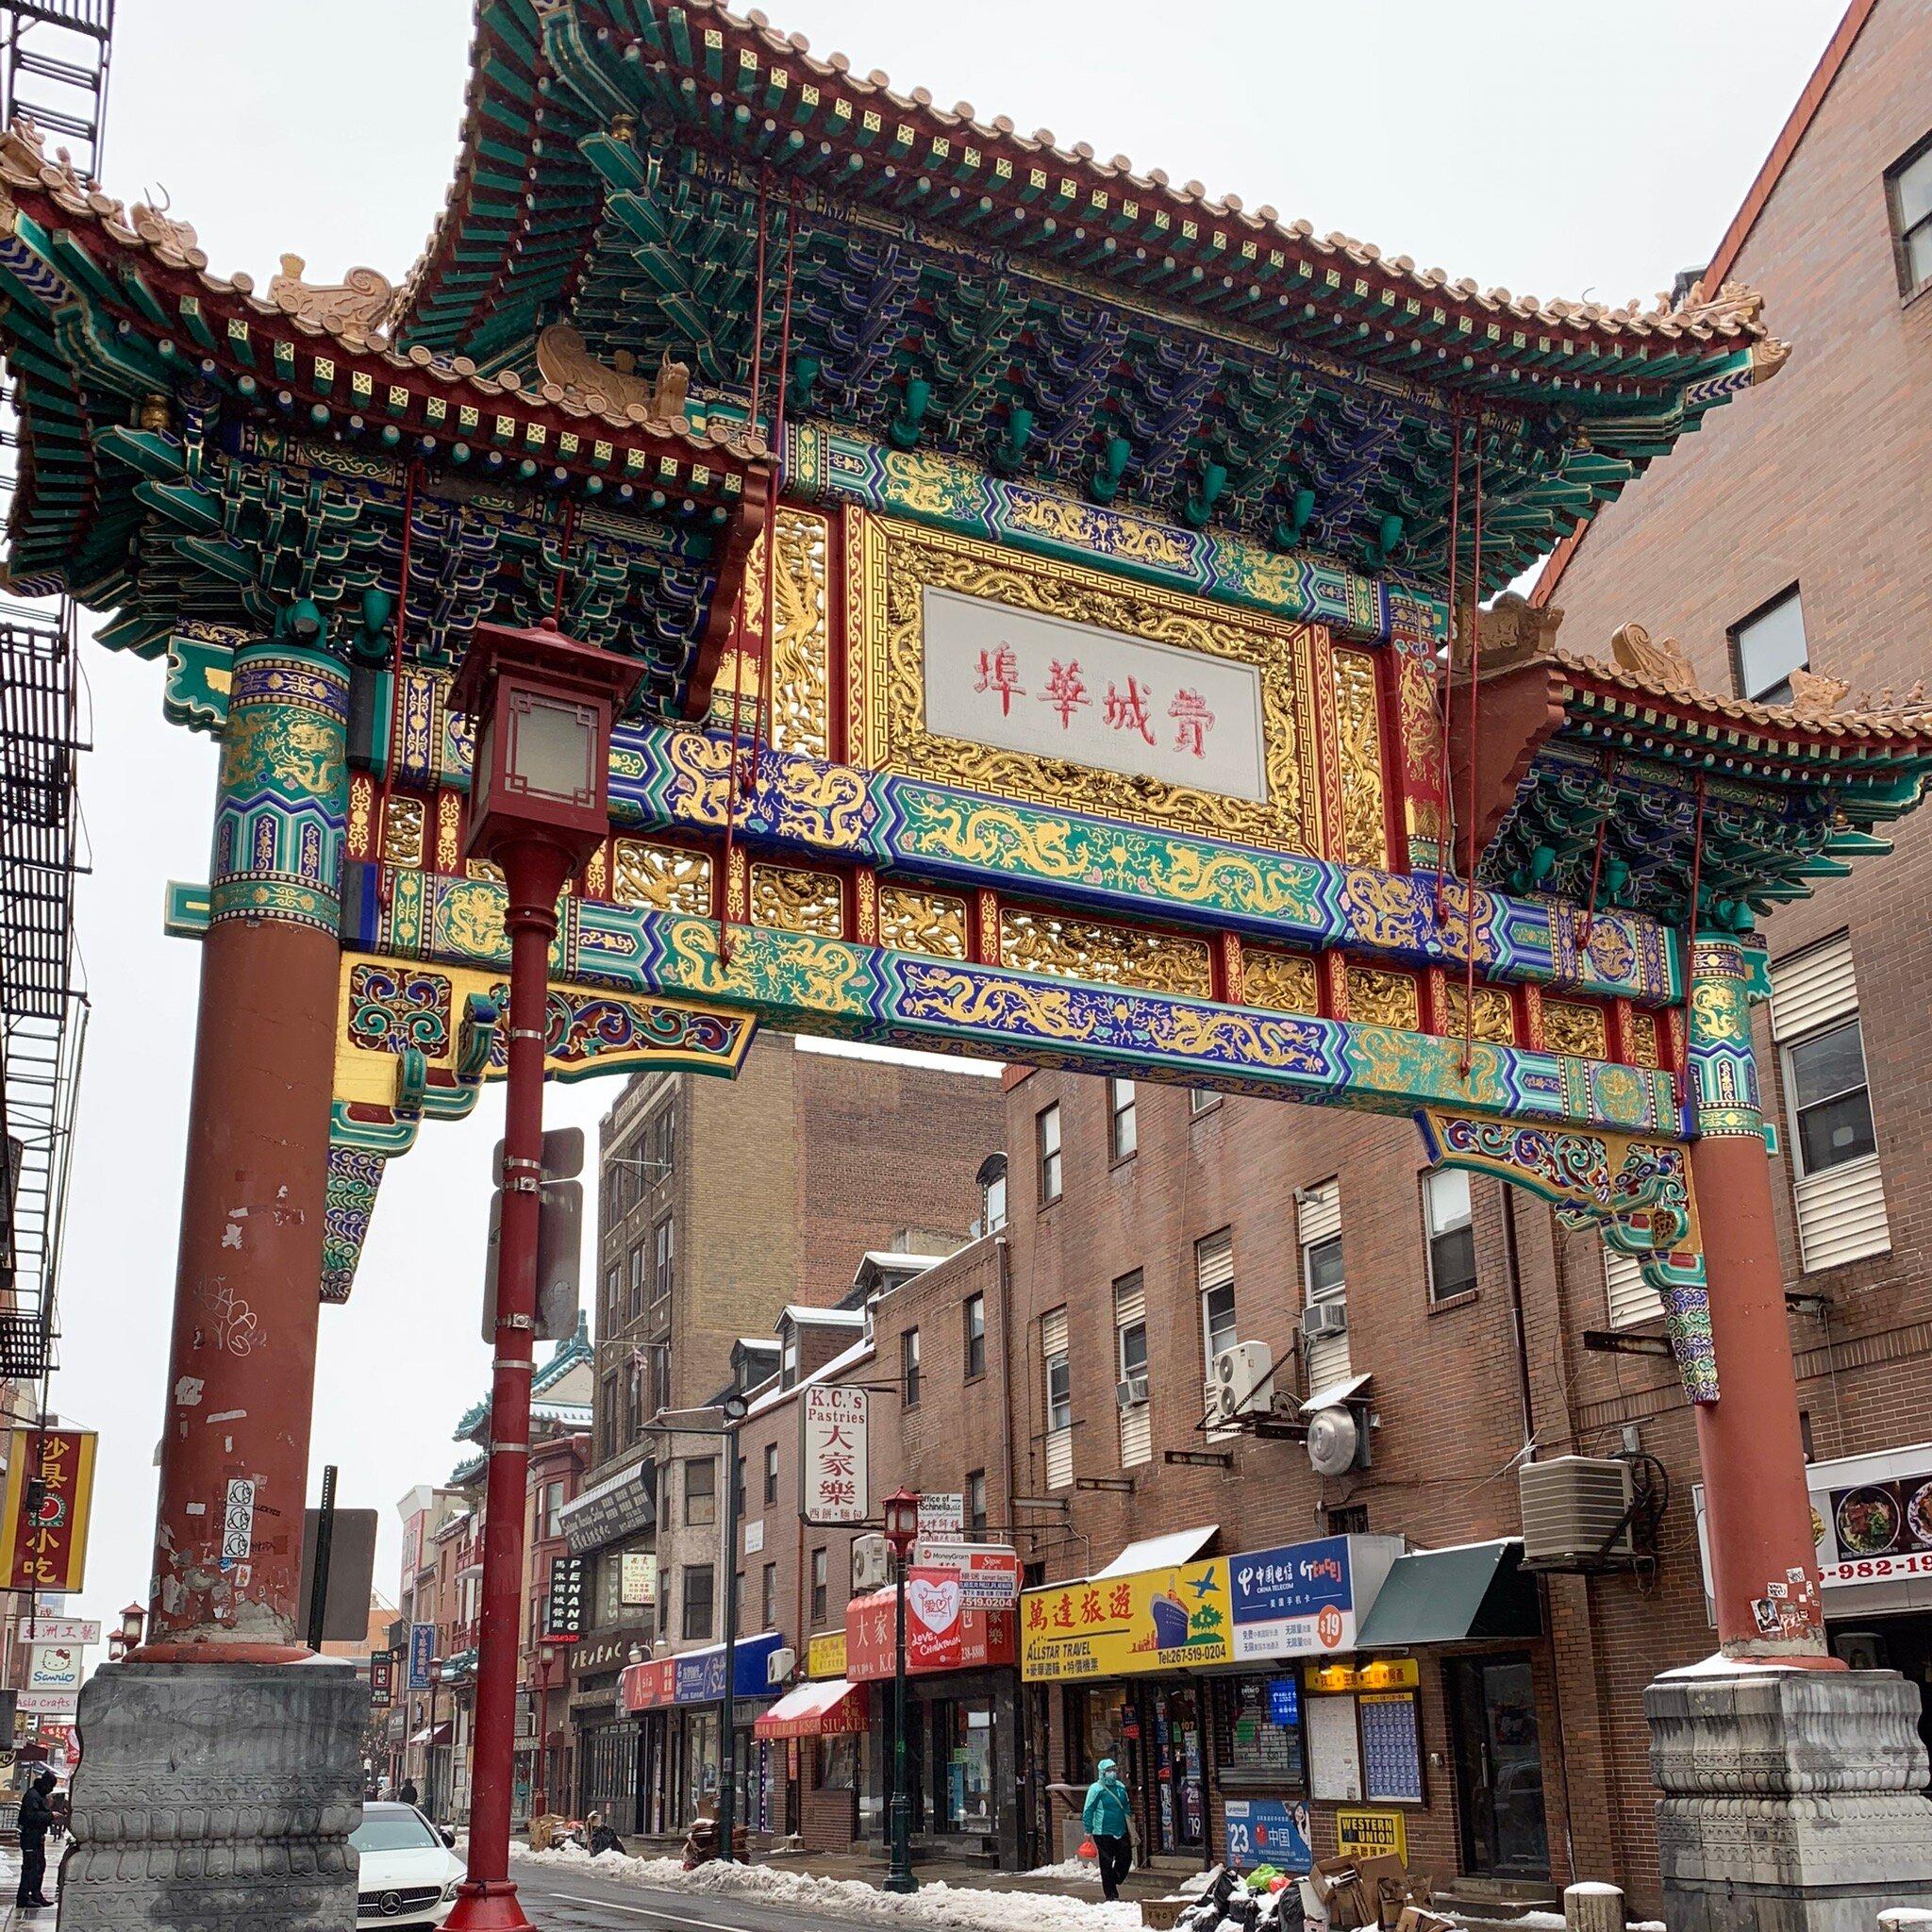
[0,1429,97,1593]
[408,1622,436,1691]
[370,1654,393,1707]
[543,1554,587,1641]
[23,1618,98,1646]
[799,1386,868,1525]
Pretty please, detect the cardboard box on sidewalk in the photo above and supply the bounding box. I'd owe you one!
[1309,1852,1419,1930]
[1140,1900,1191,1929]
[1394,1909,1457,1932]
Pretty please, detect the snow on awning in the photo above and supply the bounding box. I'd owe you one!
[1302,1373,1372,1414]
[408,1722,453,1746]
[754,1678,868,1740]
[1093,1525,1217,1579]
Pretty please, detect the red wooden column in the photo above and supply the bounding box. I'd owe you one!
[1683,935,1833,1663]
[139,638,352,1658]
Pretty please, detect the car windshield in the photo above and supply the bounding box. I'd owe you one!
[350,1808,441,1855]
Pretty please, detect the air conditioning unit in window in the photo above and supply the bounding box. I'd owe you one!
[1204,1341,1274,1426]
[1302,1300,1348,1342]
[1519,1455,1638,1568]
[1115,1374,1149,1408]
[851,1533,891,1593]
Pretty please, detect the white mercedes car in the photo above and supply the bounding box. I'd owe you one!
[352,1802,465,1926]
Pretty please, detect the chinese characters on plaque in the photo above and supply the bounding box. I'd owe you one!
[0,1428,96,1593]
[800,1385,869,1525]
[922,586,1269,803]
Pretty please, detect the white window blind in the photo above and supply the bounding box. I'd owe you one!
[1196,1230,1234,1293]
[1042,1307,1068,1357]
[1043,1307,1074,1489]
[1770,936,1890,1273]
[1114,1278,1146,1328]
[1299,1181,1350,1385]
[1298,1181,1341,1247]
[1114,1276,1151,1466]
[1604,1243,1662,1330]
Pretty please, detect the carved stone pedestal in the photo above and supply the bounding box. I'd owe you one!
[60,1657,365,1932]
[1646,1664,1932,1932]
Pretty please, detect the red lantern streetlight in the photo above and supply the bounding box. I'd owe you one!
[881,1488,922,1895]
[446,617,640,1932]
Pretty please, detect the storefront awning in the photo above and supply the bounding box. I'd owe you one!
[558,1458,656,1554]
[754,1678,868,1740]
[408,1722,453,1746]
[1355,1540,1541,1646]
[1093,1524,1217,1579]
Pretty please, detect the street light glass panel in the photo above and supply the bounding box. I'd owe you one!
[504,689,601,808]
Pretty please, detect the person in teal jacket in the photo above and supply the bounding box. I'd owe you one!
[1083,1758,1134,1901]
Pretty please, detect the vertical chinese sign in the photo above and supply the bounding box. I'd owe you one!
[0,1428,97,1592]
[799,1386,869,1525]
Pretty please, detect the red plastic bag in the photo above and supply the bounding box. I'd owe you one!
[1078,1839,1097,1860]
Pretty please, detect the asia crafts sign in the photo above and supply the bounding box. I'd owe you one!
[1230,1536,1356,1658]
[800,1385,868,1525]
[845,1574,1017,1681]
[1021,1560,1231,1682]
[0,1428,96,1592]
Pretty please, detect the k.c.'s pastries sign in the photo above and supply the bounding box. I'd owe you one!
[923,587,1268,803]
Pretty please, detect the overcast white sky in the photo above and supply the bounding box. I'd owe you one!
[50,0,1845,1646]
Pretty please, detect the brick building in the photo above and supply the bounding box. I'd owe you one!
[1527,0,1932,1900]
[562,1035,1004,1827]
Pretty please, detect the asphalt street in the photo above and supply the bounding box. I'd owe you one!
[515,1863,875,1932]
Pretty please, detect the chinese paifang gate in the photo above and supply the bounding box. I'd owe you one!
[2,4,1929,1927]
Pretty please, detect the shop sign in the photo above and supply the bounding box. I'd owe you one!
[1224,1798,1312,1875]
[543,1554,588,1641]
[1811,1453,1932,1582]
[370,1654,393,1708]
[574,1626,648,1674]
[918,1493,963,1541]
[1269,1676,1299,1727]
[845,1574,1017,1681]
[800,1385,868,1525]
[807,1630,848,1679]
[407,1622,436,1691]
[1229,1535,1356,1658]
[1335,1807,1407,1864]
[913,1541,1022,1607]
[15,1691,77,1718]
[0,1428,97,1592]
[1304,1657,1418,1694]
[620,1552,657,1607]
[621,1656,678,1714]
[25,1646,81,1693]
[1020,1559,1232,1682]
[23,1619,97,1646]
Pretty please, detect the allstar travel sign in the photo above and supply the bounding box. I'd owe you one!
[1021,1561,1233,1682]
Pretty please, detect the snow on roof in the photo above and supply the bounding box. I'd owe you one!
[781,1304,865,1328]
[857,1251,943,1274]
[745,1336,876,1421]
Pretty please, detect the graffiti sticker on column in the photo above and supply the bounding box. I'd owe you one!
[923,586,1268,801]
[221,1476,256,1568]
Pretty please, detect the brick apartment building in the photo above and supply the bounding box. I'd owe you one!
[1525,0,1932,1899]
[561,1034,1004,1826]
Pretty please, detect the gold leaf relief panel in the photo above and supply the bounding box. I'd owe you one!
[877,885,970,959]
[750,863,846,938]
[436,789,462,874]
[1443,979,1516,1045]
[858,516,1321,854]
[999,908,1212,998]
[1243,947,1321,1016]
[734,508,832,758]
[1542,999,1608,1060]
[1625,1009,1660,1069]
[381,795,426,868]
[1346,966,1420,1031]
[1331,647,1390,871]
[612,839,713,917]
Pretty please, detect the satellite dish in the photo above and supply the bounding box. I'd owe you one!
[1306,1406,1359,1477]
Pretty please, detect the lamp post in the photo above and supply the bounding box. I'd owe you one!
[446,617,640,1932]
[536,1643,556,1813]
[882,1487,922,1895]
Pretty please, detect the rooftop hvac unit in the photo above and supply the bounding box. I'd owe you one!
[1519,1456,1638,1568]
[851,1533,891,1593]
[1204,1341,1274,1426]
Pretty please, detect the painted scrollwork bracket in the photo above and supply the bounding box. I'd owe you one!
[1415,1109,1717,1403]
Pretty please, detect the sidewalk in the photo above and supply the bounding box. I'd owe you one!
[0,1842,58,1927]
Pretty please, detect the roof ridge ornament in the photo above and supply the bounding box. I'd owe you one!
[1609,621,1697,694]
[535,323,690,422]
[1787,667,1852,723]
[267,253,396,341]
[1457,591,1563,673]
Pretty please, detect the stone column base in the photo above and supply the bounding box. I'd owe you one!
[62,1657,365,1932]
[1645,1664,1932,1932]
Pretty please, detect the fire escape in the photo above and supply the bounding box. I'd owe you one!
[0,0,111,1400]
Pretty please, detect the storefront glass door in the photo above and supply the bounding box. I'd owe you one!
[937,1700,994,1832]
[1449,1657,1548,1877]
[1152,1687,1206,1855]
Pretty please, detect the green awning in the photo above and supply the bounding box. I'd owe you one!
[1355,1541,1541,1646]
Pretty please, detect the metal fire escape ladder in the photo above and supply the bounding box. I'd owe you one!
[0,0,110,1395]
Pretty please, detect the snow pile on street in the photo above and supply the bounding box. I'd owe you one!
[511,1841,1142,1929]
[1024,1857,1100,1882]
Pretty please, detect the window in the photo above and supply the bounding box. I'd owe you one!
[1327,1505,1369,1536]
[1043,1307,1074,1490]
[810,1547,828,1627]
[1306,1235,1344,1301]
[628,1245,645,1322]
[963,1293,987,1380]
[763,1442,779,1507]
[603,1263,621,1328]
[1189,1086,1219,1116]
[1424,1167,1477,1302]
[1888,132,1932,297]
[541,1481,565,1541]
[967,1469,988,1538]
[681,1563,715,1641]
[983,1160,1008,1233]
[1197,1230,1237,1368]
[653,1215,675,1305]
[1786,1019,1877,1177]
[734,1454,746,1524]
[762,1561,777,1629]
[684,1457,716,1528]
[1771,934,1890,1272]
[903,1327,922,1408]
[1037,1104,1062,1204]
[1046,1347,1072,1433]
[650,1103,675,1183]
[1299,1178,1349,1378]
[1108,1077,1138,1161]
[1731,587,1807,705]
[599,1372,619,1460]
[1114,1274,1151,1467]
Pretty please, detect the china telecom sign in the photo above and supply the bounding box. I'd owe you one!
[799,1386,868,1525]
[1229,1535,1356,1658]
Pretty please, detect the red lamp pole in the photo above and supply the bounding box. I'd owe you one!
[446,618,638,1931]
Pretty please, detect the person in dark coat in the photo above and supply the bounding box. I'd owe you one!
[17,1768,56,1908]
[398,1776,420,1808]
